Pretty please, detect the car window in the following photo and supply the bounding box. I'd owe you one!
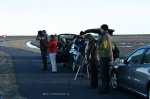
[141,49,150,64]
[86,33,99,40]
[127,49,145,64]
[58,34,76,40]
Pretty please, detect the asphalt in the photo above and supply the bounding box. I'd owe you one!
[0,47,144,99]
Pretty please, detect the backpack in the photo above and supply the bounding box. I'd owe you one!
[113,43,120,60]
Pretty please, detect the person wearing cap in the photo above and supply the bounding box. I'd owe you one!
[74,31,86,54]
[73,31,86,73]
[98,24,114,94]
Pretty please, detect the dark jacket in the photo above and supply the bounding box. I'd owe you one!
[75,36,85,54]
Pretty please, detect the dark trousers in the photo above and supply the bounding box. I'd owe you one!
[41,50,48,70]
[100,57,110,91]
[90,59,98,87]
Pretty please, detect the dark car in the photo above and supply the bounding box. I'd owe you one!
[110,45,150,99]
[56,28,115,70]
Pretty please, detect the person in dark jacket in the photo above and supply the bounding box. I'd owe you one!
[86,34,99,88]
[75,31,86,54]
[40,30,48,71]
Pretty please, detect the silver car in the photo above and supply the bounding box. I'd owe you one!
[111,45,150,99]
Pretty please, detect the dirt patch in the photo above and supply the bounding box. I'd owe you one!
[0,40,40,53]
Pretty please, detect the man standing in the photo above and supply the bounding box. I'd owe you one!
[39,30,48,71]
[75,31,86,54]
[98,24,114,94]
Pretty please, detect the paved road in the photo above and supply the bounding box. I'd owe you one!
[0,47,145,99]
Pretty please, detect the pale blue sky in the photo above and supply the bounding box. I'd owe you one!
[0,0,150,35]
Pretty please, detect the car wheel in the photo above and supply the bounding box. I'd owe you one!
[147,85,150,99]
[111,71,119,90]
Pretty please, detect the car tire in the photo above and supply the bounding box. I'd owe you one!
[111,71,119,90]
[147,85,150,99]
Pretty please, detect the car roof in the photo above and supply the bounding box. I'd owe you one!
[139,45,150,49]
[58,33,77,40]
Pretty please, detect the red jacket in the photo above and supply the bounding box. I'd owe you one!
[43,40,58,53]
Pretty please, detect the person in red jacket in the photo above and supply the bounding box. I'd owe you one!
[43,35,58,72]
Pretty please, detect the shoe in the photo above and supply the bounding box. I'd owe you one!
[99,90,109,94]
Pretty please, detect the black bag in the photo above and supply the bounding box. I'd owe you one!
[113,43,119,60]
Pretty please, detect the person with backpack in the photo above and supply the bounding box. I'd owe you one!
[86,34,99,88]
[98,24,114,94]
[108,30,120,62]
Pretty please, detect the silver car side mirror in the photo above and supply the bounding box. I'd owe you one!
[120,59,125,63]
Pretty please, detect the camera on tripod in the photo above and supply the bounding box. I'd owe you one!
[36,30,47,41]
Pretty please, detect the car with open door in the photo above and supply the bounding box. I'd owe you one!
[56,33,77,64]
[56,28,115,71]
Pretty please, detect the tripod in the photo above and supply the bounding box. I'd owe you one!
[74,54,90,80]
[68,51,90,85]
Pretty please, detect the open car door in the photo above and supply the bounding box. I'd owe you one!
[56,33,77,63]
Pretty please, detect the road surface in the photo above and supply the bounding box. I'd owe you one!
[0,47,145,99]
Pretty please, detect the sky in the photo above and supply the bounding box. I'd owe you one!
[0,0,150,36]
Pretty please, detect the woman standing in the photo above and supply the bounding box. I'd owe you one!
[86,34,99,88]
[43,35,58,72]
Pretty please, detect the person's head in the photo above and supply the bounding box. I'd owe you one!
[50,35,55,40]
[85,34,95,41]
[43,30,47,34]
[79,31,85,38]
[100,24,109,32]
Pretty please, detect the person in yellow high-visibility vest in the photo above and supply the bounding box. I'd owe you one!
[98,24,114,94]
